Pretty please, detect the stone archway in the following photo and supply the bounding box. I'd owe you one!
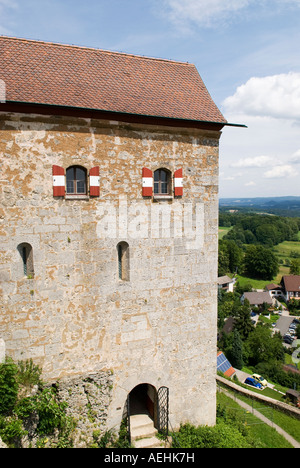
[128,383,156,421]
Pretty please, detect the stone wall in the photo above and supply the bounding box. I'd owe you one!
[54,371,114,447]
[0,111,221,431]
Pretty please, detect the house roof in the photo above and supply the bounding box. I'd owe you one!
[265,283,281,291]
[218,275,233,285]
[0,36,228,126]
[281,275,300,292]
[243,291,273,305]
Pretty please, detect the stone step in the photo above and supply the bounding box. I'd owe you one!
[130,414,165,448]
[134,436,164,449]
[130,414,157,441]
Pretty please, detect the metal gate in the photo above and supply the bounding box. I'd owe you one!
[157,386,169,437]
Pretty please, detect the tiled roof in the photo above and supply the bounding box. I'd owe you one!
[218,275,233,285]
[0,36,227,124]
[243,291,273,305]
[282,275,300,292]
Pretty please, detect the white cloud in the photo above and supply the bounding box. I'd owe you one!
[162,0,249,28]
[223,73,300,121]
[264,165,298,179]
[222,176,235,181]
[231,155,274,168]
[290,150,300,164]
[162,0,300,29]
[245,181,256,187]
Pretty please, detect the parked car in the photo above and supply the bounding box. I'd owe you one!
[244,377,262,389]
[252,374,268,387]
[284,335,294,344]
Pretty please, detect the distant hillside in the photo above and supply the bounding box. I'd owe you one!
[219,197,300,217]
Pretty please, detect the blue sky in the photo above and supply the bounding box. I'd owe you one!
[1,0,300,198]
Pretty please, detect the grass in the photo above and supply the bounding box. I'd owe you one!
[220,372,300,445]
[222,389,300,445]
[235,274,271,290]
[273,234,300,282]
[219,227,300,285]
[217,391,295,448]
[218,226,232,239]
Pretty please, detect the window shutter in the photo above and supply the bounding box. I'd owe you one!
[52,165,65,196]
[174,168,183,197]
[89,166,100,197]
[142,167,153,197]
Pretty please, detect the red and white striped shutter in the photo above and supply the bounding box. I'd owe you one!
[52,165,65,197]
[174,168,183,197]
[142,167,153,197]
[89,166,100,197]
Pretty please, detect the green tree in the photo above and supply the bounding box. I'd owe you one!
[290,258,300,275]
[243,245,279,280]
[233,300,254,340]
[218,241,230,276]
[230,329,244,370]
[244,326,284,366]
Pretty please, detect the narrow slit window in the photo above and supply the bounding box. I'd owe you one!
[18,243,34,278]
[117,242,129,281]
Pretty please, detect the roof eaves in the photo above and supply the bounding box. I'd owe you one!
[3,99,230,128]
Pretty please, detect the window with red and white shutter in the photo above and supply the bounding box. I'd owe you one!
[89,166,100,197]
[142,167,153,197]
[52,165,65,197]
[174,168,183,197]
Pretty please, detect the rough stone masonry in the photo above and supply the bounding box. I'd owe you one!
[0,37,232,444]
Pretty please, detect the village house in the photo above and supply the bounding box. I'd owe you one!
[280,275,300,303]
[265,283,284,300]
[0,36,234,445]
[217,275,235,293]
[241,291,274,309]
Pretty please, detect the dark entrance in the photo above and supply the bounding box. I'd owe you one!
[129,384,155,419]
[125,383,169,442]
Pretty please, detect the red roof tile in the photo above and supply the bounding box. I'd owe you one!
[282,275,300,292]
[0,36,227,124]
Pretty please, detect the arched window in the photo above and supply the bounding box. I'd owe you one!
[17,243,34,277]
[117,242,130,281]
[154,168,171,196]
[66,166,87,195]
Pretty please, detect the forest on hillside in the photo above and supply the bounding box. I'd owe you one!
[218,212,300,280]
[219,212,300,247]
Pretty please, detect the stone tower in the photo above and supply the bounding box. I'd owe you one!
[0,36,230,442]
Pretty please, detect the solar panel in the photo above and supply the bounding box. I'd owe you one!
[217,352,234,376]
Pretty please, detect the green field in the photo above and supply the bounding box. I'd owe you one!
[273,232,300,282]
[218,226,232,239]
[219,228,300,285]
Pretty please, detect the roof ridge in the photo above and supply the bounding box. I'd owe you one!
[0,34,193,67]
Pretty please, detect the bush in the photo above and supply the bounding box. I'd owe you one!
[0,358,75,447]
[172,422,252,448]
[35,387,69,435]
[0,358,19,414]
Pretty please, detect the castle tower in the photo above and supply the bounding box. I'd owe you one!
[0,36,230,442]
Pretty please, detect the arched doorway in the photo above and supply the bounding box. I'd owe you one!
[129,383,156,420]
[125,383,169,443]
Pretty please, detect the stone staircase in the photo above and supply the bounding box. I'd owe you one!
[130,414,166,449]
